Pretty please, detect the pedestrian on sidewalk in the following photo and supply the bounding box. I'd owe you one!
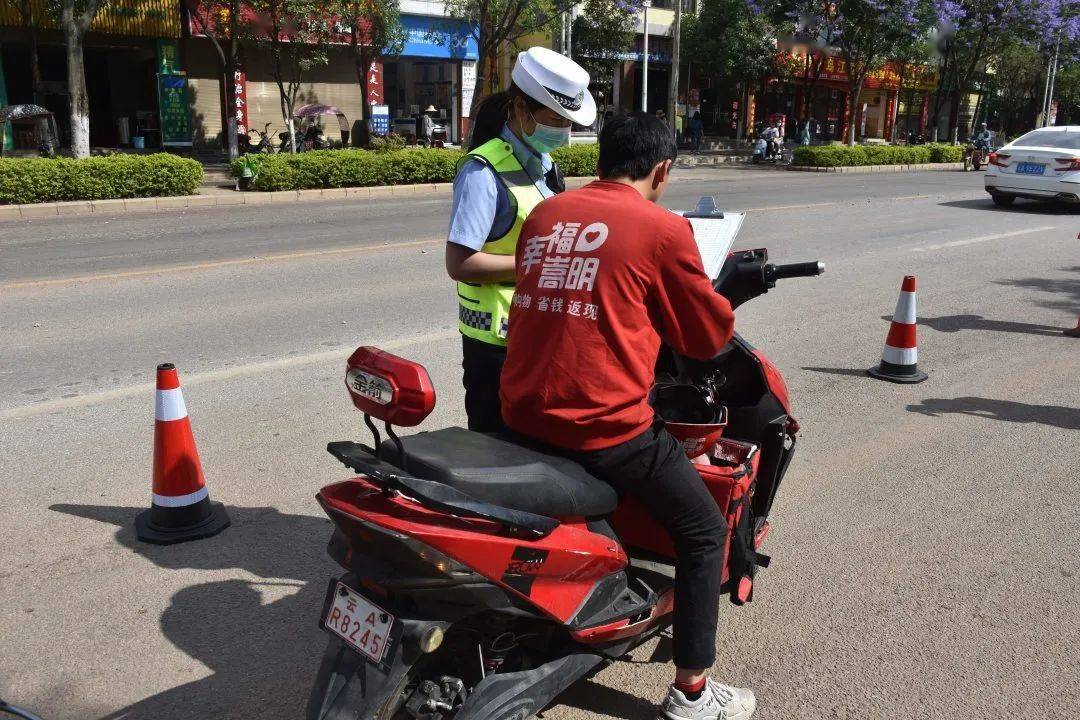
[418,106,435,147]
[688,111,704,153]
[444,47,594,432]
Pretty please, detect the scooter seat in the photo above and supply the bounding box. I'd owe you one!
[379,427,617,518]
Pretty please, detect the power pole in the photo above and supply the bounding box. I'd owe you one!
[641,1,651,112]
[560,8,573,58]
[667,0,682,133]
[1045,37,1060,126]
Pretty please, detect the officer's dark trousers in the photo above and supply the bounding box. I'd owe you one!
[461,336,506,433]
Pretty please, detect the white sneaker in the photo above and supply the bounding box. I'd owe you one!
[658,679,756,720]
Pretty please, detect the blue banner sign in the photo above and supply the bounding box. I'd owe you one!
[398,15,478,60]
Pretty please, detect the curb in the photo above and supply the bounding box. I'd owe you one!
[0,176,599,220]
[787,162,965,174]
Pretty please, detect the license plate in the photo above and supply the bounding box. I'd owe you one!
[1016,162,1045,175]
[323,582,395,664]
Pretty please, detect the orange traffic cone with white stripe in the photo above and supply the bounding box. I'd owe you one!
[136,363,230,544]
[869,276,928,384]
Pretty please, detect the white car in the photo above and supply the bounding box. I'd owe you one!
[984,125,1080,206]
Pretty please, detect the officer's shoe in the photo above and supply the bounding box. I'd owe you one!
[658,679,756,720]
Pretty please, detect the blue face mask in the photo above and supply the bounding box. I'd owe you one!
[523,112,571,154]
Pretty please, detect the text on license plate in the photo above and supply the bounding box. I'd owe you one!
[324,582,394,663]
[1016,162,1045,175]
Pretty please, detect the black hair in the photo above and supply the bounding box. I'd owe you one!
[467,84,545,151]
[597,111,677,181]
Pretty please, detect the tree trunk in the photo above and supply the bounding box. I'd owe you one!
[194,16,236,159]
[21,0,43,104]
[929,43,952,137]
[846,75,866,146]
[354,44,372,147]
[65,28,90,158]
[947,86,961,140]
[469,40,493,119]
[667,0,681,134]
[804,53,824,123]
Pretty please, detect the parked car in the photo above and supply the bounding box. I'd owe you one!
[984,126,1080,206]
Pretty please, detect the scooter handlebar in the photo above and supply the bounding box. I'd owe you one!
[768,261,825,280]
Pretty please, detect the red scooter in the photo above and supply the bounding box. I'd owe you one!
[307,220,823,719]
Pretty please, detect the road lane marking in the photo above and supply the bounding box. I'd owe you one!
[912,226,1058,252]
[0,329,459,420]
[744,201,839,212]
[0,237,443,290]
[742,192,973,214]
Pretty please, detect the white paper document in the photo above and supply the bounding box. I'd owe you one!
[683,212,745,280]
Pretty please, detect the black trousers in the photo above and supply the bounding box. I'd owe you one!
[461,336,506,433]
[520,420,726,670]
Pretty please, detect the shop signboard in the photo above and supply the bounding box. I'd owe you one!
[0,0,179,38]
[778,48,938,92]
[232,68,249,134]
[399,15,478,60]
[157,74,193,147]
[461,60,477,117]
[156,40,180,74]
[367,60,384,106]
[371,105,390,135]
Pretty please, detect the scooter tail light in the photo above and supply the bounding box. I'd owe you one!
[345,346,436,426]
[988,152,1010,168]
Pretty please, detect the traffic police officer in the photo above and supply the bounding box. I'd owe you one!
[445,47,595,432]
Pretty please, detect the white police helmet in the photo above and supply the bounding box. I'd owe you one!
[511,47,596,127]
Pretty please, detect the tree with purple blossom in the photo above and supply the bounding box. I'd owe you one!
[768,0,937,145]
[928,0,1079,138]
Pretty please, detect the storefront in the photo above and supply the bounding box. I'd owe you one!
[601,36,672,118]
[0,0,181,150]
[764,44,939,142]
[378,14,478,145]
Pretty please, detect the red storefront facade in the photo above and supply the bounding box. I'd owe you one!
[756,43,939,142]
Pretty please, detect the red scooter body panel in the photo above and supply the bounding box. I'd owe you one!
[608,438,760,583]
[319,478,628,623]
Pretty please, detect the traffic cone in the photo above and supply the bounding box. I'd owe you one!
[869,276,928,384]
[1065,317,1080,338]
[136,363,230,544]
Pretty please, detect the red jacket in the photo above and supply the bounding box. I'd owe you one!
[500,180,735,450]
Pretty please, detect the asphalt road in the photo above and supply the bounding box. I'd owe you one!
[1,168,1077,720]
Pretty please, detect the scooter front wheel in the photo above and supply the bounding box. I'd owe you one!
[372,674,412,720]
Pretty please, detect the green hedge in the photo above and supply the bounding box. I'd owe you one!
[792,143,963,167]
[0,153,203,204]
[552,143,599,177]
[231,148,464,191]
[233,143,602,192]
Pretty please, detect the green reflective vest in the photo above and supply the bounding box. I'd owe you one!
[456,137,548,347]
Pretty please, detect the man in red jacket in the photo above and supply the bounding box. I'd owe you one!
[501,112,754,720]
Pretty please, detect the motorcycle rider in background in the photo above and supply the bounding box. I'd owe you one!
[762,122,781,158]
[500,112,756,720]
[971,122,993,151]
